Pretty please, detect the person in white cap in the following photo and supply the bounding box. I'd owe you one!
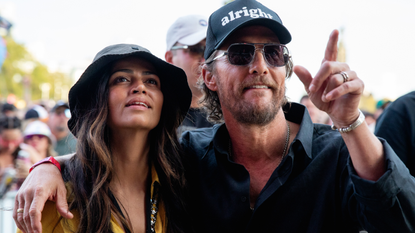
[21,120,57,162]
[165,15,213,135]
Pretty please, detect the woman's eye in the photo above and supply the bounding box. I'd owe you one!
[147,79,158,85]
[114,77,128,83]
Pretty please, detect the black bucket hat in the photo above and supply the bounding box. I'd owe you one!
[68,44,192,137]
[204,0,292,60]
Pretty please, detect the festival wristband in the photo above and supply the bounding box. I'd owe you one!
[29,156,61,173]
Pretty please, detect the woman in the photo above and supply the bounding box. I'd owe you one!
[17,44,192,233]
[20,120,57,162]
[0,116,26,197]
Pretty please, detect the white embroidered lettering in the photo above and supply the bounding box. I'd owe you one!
[221,17,230,26]
[249,9,259,18]
[228,11,235,21]
[221,7,274,26]
[234,10,243,19]
[242,7,249,16]
[257,8,268,18]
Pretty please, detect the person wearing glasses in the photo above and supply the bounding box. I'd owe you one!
[21,120,57,162]
[48,101,77,156]
[13,0,415,232]
[165,15,213,135]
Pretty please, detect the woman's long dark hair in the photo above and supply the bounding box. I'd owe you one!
[62,62,190,233]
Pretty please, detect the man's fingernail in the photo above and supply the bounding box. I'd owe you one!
[309,84,315,92]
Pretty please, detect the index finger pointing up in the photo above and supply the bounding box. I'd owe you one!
[323,30,340,63]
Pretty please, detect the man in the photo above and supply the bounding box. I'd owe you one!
[375,91,415,176]
[48,101,76,155]
[164,14,214,134]
[13,0,415,232]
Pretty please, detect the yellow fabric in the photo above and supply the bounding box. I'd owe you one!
[17,164,167,233]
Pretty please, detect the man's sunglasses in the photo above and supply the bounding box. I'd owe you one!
[170,44,205,57]
[210,43,289,67]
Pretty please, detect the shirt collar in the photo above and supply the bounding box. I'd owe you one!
[210,102,314,159]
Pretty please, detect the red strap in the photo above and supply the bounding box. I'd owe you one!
[29,156,61,173]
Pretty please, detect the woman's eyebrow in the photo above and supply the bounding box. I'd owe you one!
[111,68,133,75]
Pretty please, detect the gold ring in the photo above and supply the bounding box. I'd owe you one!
[16,208,24,213]
[340,71,349,83]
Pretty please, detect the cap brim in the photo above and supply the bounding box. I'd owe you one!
[178,30,207,46]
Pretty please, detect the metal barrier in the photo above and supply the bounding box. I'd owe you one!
[0,190,18,233]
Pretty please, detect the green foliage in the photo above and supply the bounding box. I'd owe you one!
[224,0,234,5]
[0,35,72,103]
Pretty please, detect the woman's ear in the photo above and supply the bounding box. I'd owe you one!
[202,65,218,91]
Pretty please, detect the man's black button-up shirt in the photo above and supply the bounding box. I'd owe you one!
[181,103,415,233]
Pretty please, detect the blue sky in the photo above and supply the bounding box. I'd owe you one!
[1,0,414,103]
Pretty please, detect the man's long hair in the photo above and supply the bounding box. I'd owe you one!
[62,64,190,233]
[198,52,294,124]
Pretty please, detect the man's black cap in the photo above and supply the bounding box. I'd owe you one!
[51,101,69,113]
[204,0,292,60]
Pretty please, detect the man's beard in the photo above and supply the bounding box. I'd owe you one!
[217,76,285,126]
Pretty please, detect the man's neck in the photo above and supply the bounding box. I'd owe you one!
[226,108,289,162]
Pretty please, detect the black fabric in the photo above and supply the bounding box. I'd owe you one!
[108,190,132,233]
[181,102,415,233]
[375,91,415,176]
[204,0,291,60]
[177,108,213,135]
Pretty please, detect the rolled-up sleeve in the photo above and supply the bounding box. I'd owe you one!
[348,139,415,232]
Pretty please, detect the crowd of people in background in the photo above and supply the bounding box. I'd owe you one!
[0,101,76,198]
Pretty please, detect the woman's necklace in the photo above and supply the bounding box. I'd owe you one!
[150,182,160,233]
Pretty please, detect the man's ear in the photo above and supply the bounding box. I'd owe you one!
[202,65,218,91]
[165,51,173,64]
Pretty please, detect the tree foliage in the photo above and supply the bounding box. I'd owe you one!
[0,35,72,103]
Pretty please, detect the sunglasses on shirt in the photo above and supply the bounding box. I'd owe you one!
[210,43,289,67]
[170,44,205,57]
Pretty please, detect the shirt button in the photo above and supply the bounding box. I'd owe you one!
[241,196,247,202]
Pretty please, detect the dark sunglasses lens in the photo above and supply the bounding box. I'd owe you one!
[189,46,205,56]
[228,44,255,65]
[264,45,287,66]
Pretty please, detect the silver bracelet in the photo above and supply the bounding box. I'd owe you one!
[331,110,365,133]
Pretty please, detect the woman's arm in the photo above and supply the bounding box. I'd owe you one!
[13,154,74,233]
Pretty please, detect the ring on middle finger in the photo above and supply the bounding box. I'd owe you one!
[340,71,349,83]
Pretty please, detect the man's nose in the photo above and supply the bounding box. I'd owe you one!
[249,50,269,75]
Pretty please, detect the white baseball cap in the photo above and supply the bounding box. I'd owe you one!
[166,14,208,51]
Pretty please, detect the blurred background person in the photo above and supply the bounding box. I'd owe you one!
[19,120,57,164]
[165,14,214,135]
[374,98,392,121]
[299,95,331,124]
[47,101,76,155]
[0,117,23,171]
[1,103,18,118]
[361,110,376,133]
[22,105,49,129]
[0,116,28,198]
[375,91,415,176]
